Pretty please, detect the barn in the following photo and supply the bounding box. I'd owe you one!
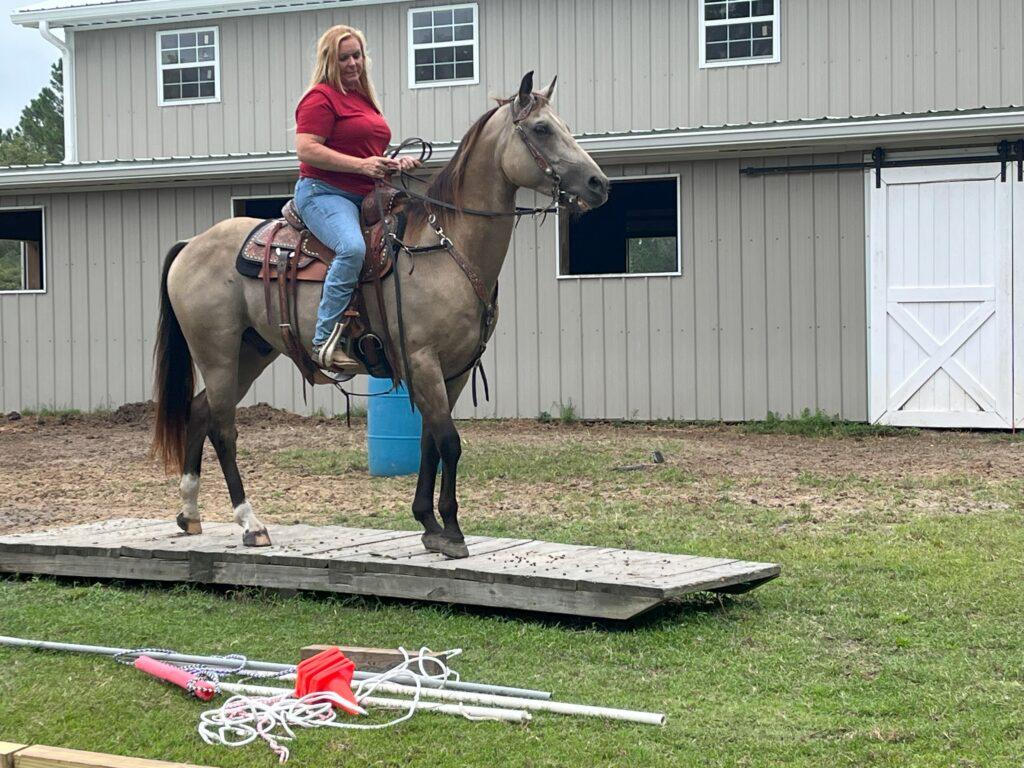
[1,0,1023,426]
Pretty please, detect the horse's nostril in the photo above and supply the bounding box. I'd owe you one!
[588,176,608,193]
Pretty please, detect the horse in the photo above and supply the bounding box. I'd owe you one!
[150,72,609,558]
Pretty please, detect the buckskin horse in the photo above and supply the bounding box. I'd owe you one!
[150,73,609,558]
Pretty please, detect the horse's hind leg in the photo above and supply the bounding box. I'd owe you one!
[176,391,209,535]
[176,337,277,539]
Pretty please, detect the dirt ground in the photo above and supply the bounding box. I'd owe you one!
[1,402,1022,536]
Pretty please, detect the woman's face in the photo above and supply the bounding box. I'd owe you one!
[337,36,364,88]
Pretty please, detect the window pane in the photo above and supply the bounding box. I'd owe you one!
[729,40,751,58]
[435,63,455,79]
[198,31,214,46]
[455,45,474,61]
[435,46,454,63]
[0,240,22,290]
[454,7,473,23]
[415,64,434,82]
[455,23,473,40]
[433,9,453,24]
[707,25,728,42]
[163,69,181,84]
[181,68,199,83]
[199,46,215,61]
[182,83,199,98]
[752,38,773,56]
[455,62,474,79]
[200,67,215,82]
[161,51,179,65]
[704,1,727,20]
[413,27,432,44]
[415,48,433,65]
[752,0,773,15]
[163,83,180,100]
[180,48,197,63]
[727,0,750,17]
[160,34,177,49]
[627,237,677,274]
[199,82,215,97]
[180,32,196,46]
[728,23,751,40]
[706,42,728,59]
[754,21,773,38]
[412,11,431,27]
[434,25,453,42]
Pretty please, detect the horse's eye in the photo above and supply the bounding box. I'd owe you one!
[533,123,550,135]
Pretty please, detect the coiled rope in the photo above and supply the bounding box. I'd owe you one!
[195,647,465,763]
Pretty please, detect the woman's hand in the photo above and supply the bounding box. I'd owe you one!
[360,156,399,178]
[395,156,422,173]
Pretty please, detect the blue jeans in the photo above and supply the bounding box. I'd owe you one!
[294,177,366,346]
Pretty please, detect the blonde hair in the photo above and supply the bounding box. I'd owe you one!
[306,25,383,112]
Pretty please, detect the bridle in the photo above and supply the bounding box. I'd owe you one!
[384,93,579,218]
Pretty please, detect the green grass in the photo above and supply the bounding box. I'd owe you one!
[743,409,915,438]
[3,434,1024,766]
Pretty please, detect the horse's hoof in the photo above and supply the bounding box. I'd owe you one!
[243,529,272,547]
[422,533,446,553]
[438,538,470,560]
[176,513,202,535]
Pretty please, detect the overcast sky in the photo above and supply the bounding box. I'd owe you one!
[0,0,60,132]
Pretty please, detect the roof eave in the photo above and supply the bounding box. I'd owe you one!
[10,0,398,29]
[2,109,1022,192]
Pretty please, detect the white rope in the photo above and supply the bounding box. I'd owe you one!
[196,647,468,762]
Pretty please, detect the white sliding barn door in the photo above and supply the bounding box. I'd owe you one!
[869,164,1013,428]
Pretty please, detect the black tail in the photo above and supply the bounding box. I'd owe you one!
[150,240,194,474]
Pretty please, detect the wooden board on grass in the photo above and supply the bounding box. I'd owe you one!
[0,518,780,621]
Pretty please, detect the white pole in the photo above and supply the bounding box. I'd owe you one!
[217,682,532,724]
[226,680,666,726]
[0,636,551,699]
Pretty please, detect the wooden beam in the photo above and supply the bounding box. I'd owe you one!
[0,743,27,768]
[300,645,446,672]
[13,745,209,768]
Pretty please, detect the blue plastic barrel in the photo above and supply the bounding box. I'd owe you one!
[366,376,422,476]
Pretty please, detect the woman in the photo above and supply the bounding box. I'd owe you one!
[294,25,419,369]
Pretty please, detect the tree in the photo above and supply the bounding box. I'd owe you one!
[0,61,64,166]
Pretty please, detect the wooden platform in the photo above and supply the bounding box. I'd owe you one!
[0,519,780,620]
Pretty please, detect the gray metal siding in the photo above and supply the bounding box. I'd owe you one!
[73,0,1024,162]
[0,155,869,421]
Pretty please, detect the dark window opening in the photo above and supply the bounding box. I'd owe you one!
[0,209,44,292]
[233,197,291,219]
[560,178,679,277]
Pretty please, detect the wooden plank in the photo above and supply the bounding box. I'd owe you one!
[0,553,189,582]
[0,521,781,620]
[14,745,209,768]
[1,744,26,768]
[300,645,447,672]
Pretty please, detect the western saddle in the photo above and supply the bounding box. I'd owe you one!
[236,185,408,386]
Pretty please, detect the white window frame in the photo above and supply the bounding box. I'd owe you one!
[555,174,682,280]
[0,205,46,295]
[156,26,221,107]
[699,0,781,69]
[407,3,480,90]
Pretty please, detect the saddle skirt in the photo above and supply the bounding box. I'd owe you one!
[237,194,400,284]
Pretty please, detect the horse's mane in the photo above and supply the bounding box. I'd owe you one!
[409,93,549,227]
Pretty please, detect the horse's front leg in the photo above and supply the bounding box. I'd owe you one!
[411,362,469,559]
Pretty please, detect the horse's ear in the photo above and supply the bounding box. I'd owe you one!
[513,71,535,118]
[541,75,557,100]
[518,71,534,98]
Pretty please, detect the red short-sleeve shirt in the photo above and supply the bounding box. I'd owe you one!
[295,83,391,196]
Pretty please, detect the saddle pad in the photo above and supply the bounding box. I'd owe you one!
[234,216,401,284]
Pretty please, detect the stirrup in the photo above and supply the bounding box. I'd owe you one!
[314,321,361,374]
